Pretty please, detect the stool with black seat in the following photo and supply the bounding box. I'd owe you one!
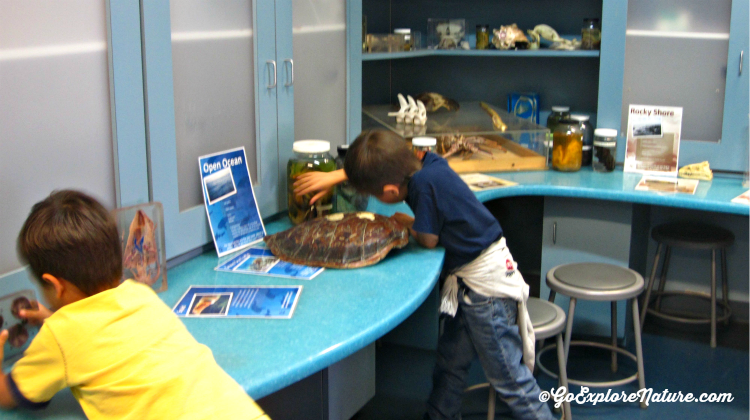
[465,297,572,420]
[639,222,734,348]
[539,263,647,409]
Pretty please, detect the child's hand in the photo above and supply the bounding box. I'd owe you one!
[293,170,347,205]
[18,301,52,326]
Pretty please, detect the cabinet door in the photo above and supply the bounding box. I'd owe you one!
[622,0,749,171]
[139,0,280,259]
[275,0,349,209]
[541,197,633,338]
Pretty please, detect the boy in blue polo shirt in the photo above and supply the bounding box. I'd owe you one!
[295,130,553,420]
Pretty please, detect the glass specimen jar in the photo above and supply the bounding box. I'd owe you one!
[412,137,436,160]
[570,114,593,166]
[334,145,369,213]
[593,129,618,172]
[552,119,583,172]
[546,106,570,165]
[476,25,489,50]
[287,140,336,224]
[581,18,601,50]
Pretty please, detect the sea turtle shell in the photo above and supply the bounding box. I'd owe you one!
[264,212,409,269]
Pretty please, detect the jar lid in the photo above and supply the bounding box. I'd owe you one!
[412,137,437,147]
[293,140,331,154]
[394,28,411,34]
[476,24,489,28]
[551,106,570,112]
[337,144,349,157]
[594,128,618,137]
[594,140,617,147]
[570,114,590,122]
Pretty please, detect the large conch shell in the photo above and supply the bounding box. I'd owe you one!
[679,161,713,181]
[492,24,528,50]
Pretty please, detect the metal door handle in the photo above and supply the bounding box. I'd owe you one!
[266,60,277,89]
[284,59,294,87]
[740,51,744,75]
[552,222,557,245]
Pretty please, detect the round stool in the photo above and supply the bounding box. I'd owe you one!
[640,222,734,348]
[466,298,572,419]
[541,263,647,409]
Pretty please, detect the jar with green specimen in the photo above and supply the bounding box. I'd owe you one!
[287,140,337,224]
[334,145,369,213]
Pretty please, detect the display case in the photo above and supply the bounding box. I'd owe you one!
[363,101,549,173]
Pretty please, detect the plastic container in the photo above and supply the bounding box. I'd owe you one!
[287,140,336,224]
[412,137,436,160]
[552,119,583,172]
[581,18,601,50]
[570,114,593,166]
[334,145,369,213]
[593,129,618,172]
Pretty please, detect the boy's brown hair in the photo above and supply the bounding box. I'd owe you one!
[344,130,422,195]
[17,190,122,296]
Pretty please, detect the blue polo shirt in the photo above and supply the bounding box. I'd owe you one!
[406,152,503,272]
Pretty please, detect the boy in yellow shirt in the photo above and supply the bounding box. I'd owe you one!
[0,190,270,420]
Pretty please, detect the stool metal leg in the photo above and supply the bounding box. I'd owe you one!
[630,298,647,409]
[721,248,730,326]
[487,387,495,420]
[548,290,557,303]
[711,249,717,348]
[641,243,663,329]
[564,298,577,363]
[611,302,618,373]
[655,246,671,311]
[556,333,572,420]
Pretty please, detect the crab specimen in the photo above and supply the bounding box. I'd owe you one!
[415,92,460,112]
[437,134,506,160]
[527,24,581,50]
[265,212,409,269]
[123,210,161,286]
[492,24,529,50]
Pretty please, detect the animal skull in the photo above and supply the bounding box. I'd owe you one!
[436,22,464,49]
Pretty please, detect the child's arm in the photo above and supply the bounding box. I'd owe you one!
[391,213,439,249]
[0,330,17,408]
[293,169,348,205]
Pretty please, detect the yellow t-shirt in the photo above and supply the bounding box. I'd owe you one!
[9,280,270,420]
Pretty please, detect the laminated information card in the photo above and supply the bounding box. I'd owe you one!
[216,247,324,280]
[625,105,683,176]
[199,147,266,257]
[173,285,302,319]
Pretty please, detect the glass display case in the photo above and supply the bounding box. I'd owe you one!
[362,101,549,173]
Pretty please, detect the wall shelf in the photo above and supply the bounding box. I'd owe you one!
[362,49,601,61]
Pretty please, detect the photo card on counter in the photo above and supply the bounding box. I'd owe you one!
[625,105,683,176]
[173,285,302,319]
[216,247,324,280]
[199,147,266,257]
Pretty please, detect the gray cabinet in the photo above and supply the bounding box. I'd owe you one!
[540,197,634,337]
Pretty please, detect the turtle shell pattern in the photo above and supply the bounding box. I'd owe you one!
[264,212,409,269]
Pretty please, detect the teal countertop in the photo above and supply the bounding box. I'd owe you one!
[478,168,749,216]
[2,167,747,419]
[0,220,445,420]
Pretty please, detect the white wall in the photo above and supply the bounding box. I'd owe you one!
[0,0,116,275]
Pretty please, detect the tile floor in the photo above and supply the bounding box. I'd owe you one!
[352,320,749,420]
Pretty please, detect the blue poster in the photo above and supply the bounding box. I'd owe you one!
[216,247,324,280]
[199,147,266,256]
[172,285,302,319]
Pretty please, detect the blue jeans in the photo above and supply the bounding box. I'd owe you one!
[426,285,553,420]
